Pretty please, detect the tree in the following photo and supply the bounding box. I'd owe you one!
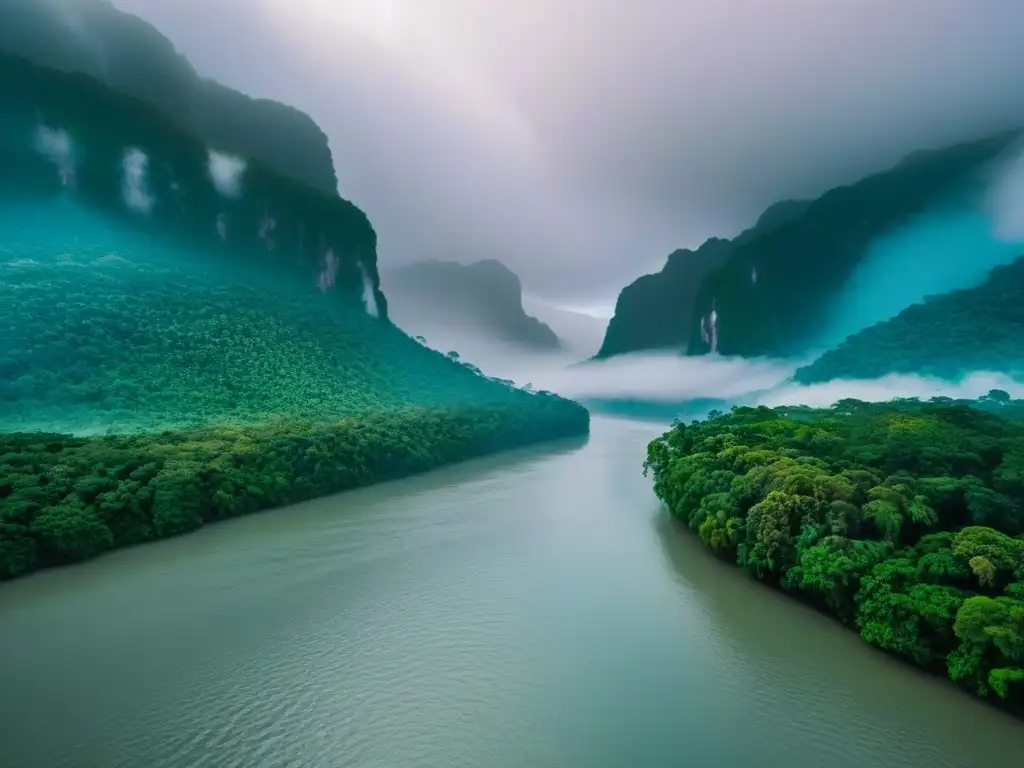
[645,396,1024,715]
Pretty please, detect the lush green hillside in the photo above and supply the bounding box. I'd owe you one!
[601,131,1018,360]
[644,397,1024,716]
[0,0,337,193]
[0,234,589,580]
[794,257,1024,384]
[0,53,590,581]
[384,259,561,351]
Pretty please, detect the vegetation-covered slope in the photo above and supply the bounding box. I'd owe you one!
[0,0,337,193]
[384,259,561,351]
[0,231,590,580]
[0,52,590,581]
[794,257,1024,384]
[644,397,1024,715]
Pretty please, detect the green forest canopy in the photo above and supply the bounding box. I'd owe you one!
[0,235,590,581]
[644,395,1024,715]
[794,256,1024,383]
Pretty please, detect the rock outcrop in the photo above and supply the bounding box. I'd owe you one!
[0,0,338,194]
[1,49,384,314]
[596,200,809,358]
[687,132,1019,358]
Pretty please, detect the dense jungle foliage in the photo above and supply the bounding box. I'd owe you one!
[794,257,1024,384]
[0,401,587,580]
[0,229,565,433]
[0,218,590,580]
[644,396,1024,715]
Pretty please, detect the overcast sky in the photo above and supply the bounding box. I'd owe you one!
[109,0,1024,314]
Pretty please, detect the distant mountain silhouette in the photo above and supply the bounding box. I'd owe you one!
[0,0,337,194]
[384,259,562,351]
[522,298,607,358]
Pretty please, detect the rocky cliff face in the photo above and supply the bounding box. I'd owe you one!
[596,238,733,358]
[0,0,338,194]
[686,131,1019,358]
[383,259,561,351]
[599,130,1019,360]
[1,50,384,315]
[596,200,809,358]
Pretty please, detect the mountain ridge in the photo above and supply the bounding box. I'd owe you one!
[0,48,591,581]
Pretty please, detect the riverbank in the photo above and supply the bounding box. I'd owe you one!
[644,397,1024,717]
[0,209,593,581]
[3,416,1020,768]
[0,400,590,580]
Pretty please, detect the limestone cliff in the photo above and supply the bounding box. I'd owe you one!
[596,238,733,358]
[596,200,809,358]
[687,132,1019,358]
[1,50,384,314]
[0,0,338,194]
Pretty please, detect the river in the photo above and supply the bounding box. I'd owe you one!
[1,417,1021,767]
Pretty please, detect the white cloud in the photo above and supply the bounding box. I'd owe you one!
[207,150,247,198]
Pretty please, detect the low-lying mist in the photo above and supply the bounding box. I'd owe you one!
[816,143,1024,349]
[433,334,1024,420]
[521,353,1024,406]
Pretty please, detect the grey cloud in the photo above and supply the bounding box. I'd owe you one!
[106,0,1024,307]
